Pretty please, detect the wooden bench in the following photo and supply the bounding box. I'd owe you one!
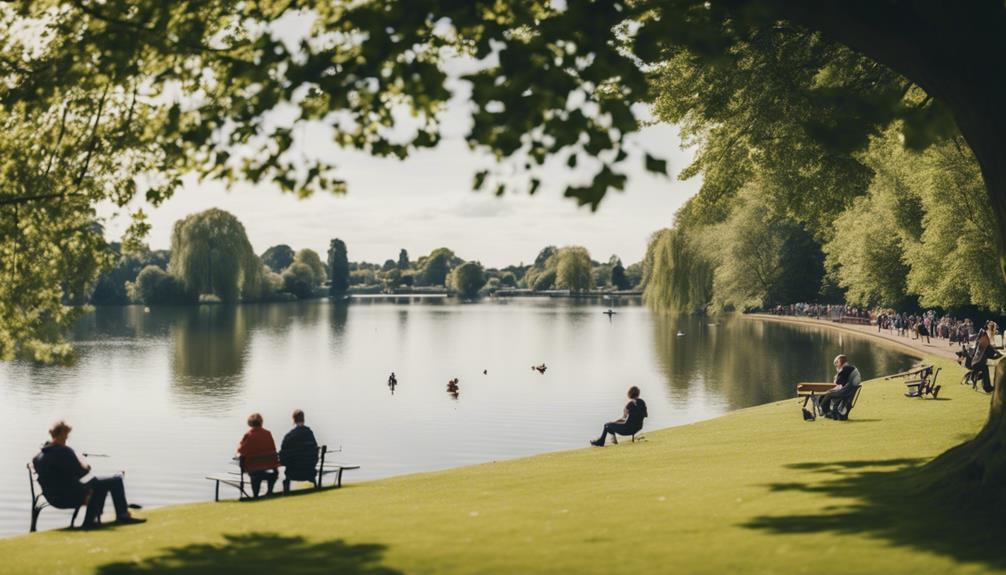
[27,462,82,533]
[206,445,359,501]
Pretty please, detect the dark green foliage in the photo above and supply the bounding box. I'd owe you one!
[90,244,169,305]
[397,249,410,270]
[610,258,630,290]
[131,265,194,306]
[282,263,316,300]
[532,269,557,291]
[327,239,350,295]
[448,261,487,299]
[418,248,458,287]
[261,245,295,274]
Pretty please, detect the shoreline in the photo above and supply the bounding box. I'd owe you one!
[743,312,960,361]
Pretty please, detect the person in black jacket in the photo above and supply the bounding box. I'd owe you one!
[32,421,144,529]
[590,386,648,447]
[279,409,319,494]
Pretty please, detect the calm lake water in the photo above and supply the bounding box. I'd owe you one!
[0,299,916,536]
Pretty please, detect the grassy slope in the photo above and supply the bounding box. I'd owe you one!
[3,355,1003,575]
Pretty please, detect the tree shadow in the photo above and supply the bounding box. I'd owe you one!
[97,532,402,575]
[744,458,1006,570]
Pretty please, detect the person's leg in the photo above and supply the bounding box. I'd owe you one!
[83,479,109,527]
[249,471,263,498]
[592,423,613,446]
[606,422,635,443]
[818,394,833,416]
[97,475,130,519]
[265,470,277,495]
[979,366,992,393]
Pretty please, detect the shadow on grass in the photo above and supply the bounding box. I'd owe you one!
[744,458,1006,570]
[97,533,402,575]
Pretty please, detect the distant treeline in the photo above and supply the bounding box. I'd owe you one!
[90,209,646,306]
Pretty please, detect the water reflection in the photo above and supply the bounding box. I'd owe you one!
[170,306,248,402]
[650,315,919,410]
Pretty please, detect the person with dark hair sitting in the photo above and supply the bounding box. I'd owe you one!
[590,386,648,447]
[817,355,862,419]
[279,409,319,494]
[33,420,145,529]
[237,413,279,498]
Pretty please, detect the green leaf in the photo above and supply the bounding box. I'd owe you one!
[645,154,668,176]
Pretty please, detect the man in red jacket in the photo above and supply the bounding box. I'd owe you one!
[237,413,279,497]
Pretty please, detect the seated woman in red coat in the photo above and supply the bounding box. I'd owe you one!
[237,412,279,498]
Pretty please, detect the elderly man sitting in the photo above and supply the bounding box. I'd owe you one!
[816,354,862,420]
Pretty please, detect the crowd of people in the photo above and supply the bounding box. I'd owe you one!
[770,303,871,320]
[770,304,1002,347]
[770,303,1002,393]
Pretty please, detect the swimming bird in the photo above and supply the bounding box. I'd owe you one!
[676,331,686,337]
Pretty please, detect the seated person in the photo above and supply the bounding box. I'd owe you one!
[279,409,319,494]
[590,386,648,447]
[237,413,279,497]
[818,355,862,419]
[33,420,145,529]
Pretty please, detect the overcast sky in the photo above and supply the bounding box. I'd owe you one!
[98,117,699,268]
[96,13,701,268]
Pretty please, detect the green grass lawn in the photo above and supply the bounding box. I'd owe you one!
[3,354,1003,575]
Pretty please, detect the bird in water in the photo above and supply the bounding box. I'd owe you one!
[676,331,686,337]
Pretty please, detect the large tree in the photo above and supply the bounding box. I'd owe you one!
[327,239,350,295]
[169,209,265,303]
[554,247,592,293]
[447,261,487,298]
[2,0,1005,494]
[260,245,295,274]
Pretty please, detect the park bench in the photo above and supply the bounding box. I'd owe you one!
[27,462,81,533]
[206,445,359,501]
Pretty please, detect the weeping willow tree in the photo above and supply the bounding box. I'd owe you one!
[643,229,713,313]
[168,209,265,303]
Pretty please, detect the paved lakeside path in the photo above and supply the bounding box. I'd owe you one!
[2,318,1002,575]
[746,313,960,361]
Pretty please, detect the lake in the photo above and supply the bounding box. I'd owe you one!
[0,298,916,536]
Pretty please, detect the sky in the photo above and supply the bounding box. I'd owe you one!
[96,13,703,269]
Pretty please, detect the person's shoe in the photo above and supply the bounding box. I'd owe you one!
[932,385,941,399]
[589,439,604,447]
[127,503,143,510]
[80,522,101,531]
[116,516,147,526]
